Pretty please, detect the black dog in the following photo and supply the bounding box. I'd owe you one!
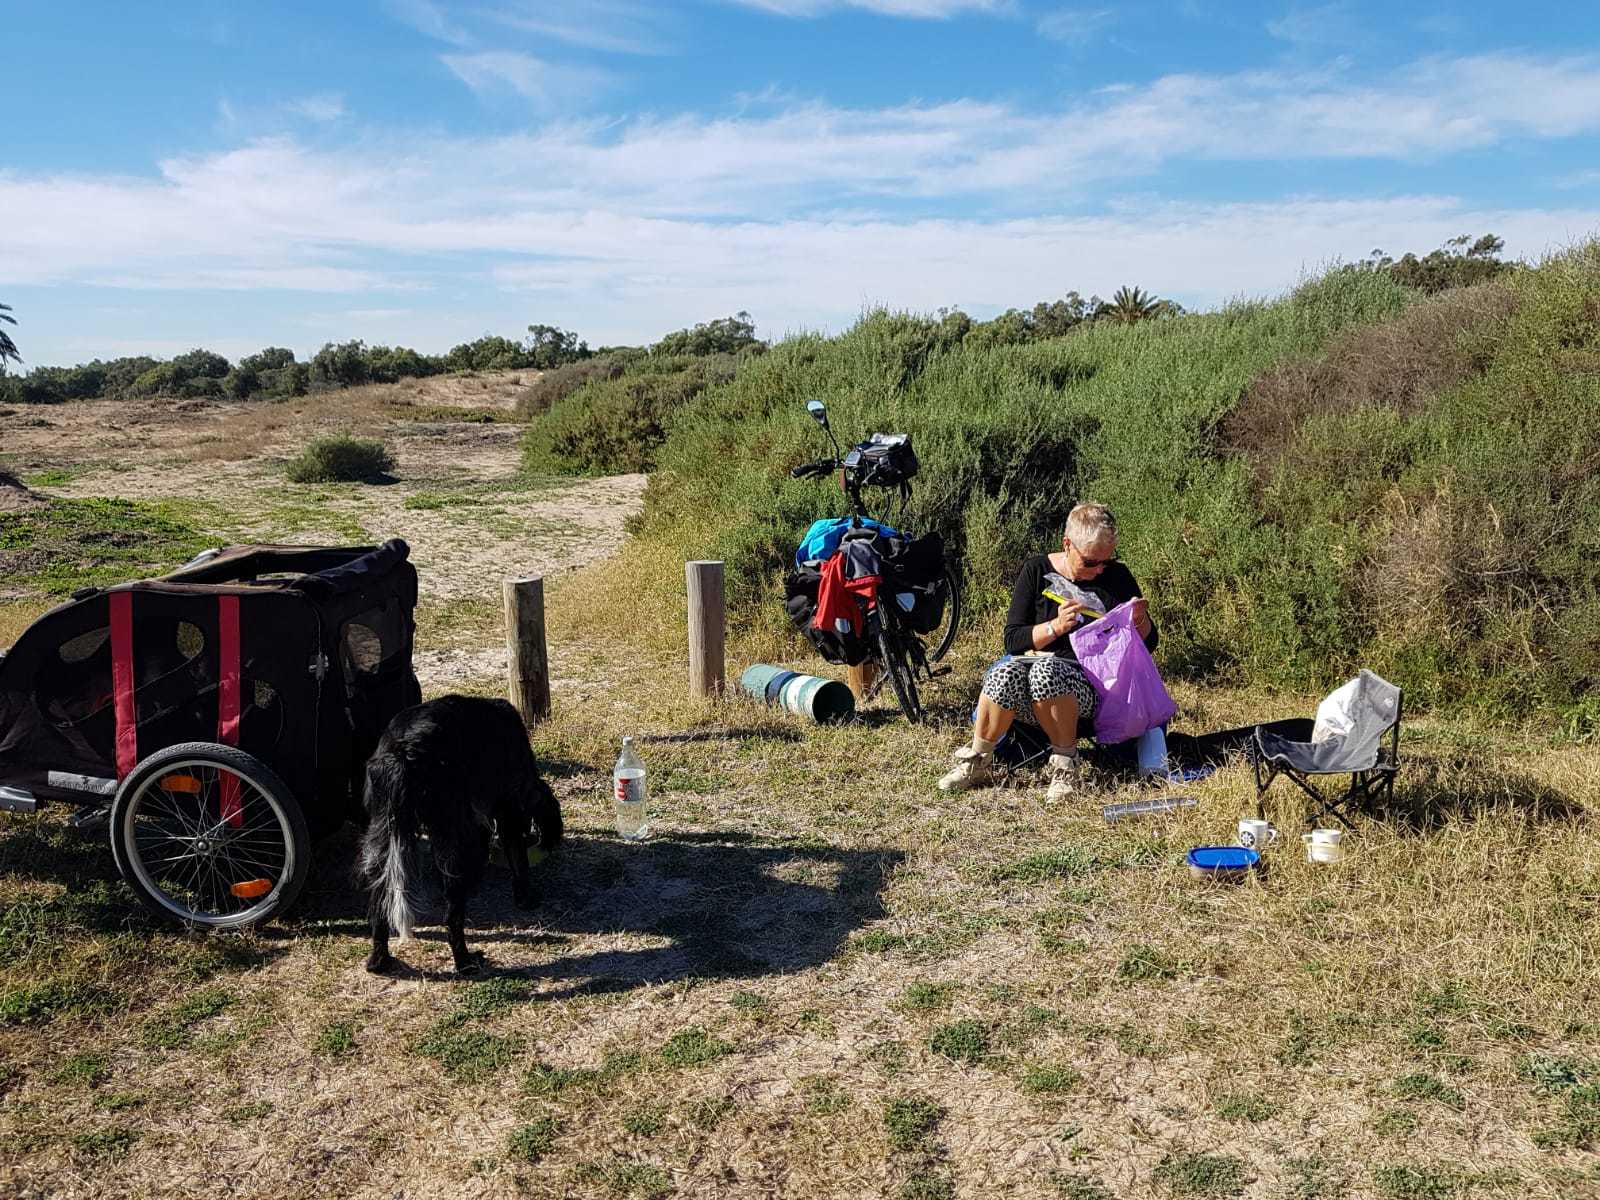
[359,695,562,975]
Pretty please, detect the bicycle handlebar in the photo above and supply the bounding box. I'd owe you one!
[790,460,837,479]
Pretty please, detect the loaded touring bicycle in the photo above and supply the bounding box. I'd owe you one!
[0,540,421,928]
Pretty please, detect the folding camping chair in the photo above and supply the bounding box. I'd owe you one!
[1253,669,1402,830]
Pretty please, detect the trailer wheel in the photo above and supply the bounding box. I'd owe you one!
[110,742,310,930]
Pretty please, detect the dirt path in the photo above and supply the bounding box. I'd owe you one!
[0,375,646,690]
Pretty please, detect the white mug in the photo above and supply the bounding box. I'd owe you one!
[1237,819,1278,850]
[1302,828,1344,863]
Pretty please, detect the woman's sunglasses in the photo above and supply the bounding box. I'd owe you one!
[1066,539,1117,569]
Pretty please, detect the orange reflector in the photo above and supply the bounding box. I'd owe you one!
[230,878,272,899]
[159,774,202,794]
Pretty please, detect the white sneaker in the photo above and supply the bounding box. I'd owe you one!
[937,746,995,792]
[1045,753,1082,803]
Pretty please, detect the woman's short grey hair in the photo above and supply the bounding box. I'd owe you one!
[1065,502,1117,547]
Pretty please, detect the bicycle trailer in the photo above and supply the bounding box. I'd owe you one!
[0,540,421,928]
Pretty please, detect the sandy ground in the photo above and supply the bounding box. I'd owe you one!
[0,375,645,690]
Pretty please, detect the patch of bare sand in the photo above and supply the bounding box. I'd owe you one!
[4,382,645,691]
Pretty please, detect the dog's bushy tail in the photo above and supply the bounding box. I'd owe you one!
[531,774,563,850]
[359,756,424,941]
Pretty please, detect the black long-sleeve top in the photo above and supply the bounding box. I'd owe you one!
[1001,554,1157,660]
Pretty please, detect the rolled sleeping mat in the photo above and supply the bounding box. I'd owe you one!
[739,664,855,724]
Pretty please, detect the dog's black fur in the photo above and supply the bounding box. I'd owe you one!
[359,694,563,975]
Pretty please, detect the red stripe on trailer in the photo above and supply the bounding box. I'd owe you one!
[109,592,137,779]
[217,595,243,827]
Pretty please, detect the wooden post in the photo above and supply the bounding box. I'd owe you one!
[503,577,550,727]
[686,560,725,700]
[846,659,880,702]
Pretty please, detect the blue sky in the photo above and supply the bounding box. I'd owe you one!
[4,0,1599,367]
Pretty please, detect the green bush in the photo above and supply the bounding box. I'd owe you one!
[574,250,1599,717]
[521,352,742,475]
[515,351,638,418]
[285,435,395,483]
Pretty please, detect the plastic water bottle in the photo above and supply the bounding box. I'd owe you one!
[613,736,649,840]
[1135,725,1169,778]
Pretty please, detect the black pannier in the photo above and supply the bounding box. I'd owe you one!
[843,433,918,489]
[847,527,948,635]
[783,564,870,666]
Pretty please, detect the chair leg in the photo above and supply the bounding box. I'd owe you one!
[1255,761,1282,821]
[1283,770,1336,827]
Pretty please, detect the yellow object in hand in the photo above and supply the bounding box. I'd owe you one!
[1043,588,1102,620]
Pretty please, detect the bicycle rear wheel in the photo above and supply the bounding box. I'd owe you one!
[927,564,962,664]
[876,623,923,723]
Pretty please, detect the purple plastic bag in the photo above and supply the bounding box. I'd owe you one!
[1069,600,1177,745]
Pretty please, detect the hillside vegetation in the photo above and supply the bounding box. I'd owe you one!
[559,243,1600,719]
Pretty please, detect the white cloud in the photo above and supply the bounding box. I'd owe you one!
[485,1,675,55]
[1267,2,1362,48]
[6,51,1600,358]
[730,0,1008,17]
[441,51,612,106]
[1037,7,1116,44]
[285,93,346,122]
[385,0,471,45]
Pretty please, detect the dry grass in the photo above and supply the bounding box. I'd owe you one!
[3,395,1599,1199]
[4,586,1597,1197]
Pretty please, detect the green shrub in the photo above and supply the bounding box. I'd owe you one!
[521,352,742,475]
[515,352,635,418]
[576,243,1600,718]
[285,435,395,483]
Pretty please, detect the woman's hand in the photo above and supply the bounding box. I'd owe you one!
[1054,601,1098,629]
[1130,597,1152,638]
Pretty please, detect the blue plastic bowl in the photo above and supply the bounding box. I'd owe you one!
[1186,845,1260,881]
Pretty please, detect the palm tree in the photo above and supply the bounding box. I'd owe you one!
[0,303,19,371]
[1094,286,1173,325]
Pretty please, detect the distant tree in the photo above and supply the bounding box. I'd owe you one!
[0,303,20,372]
[524,324,590,369]
[238,347,298,375]
[310,340,372,388]
[101,355,162,397]
[1094,286,1177,325]
[365,344,438,382]
[651,311,762,357]
[445,335,526,372]
[224,366,261,400]
[172,348,231,380]
[1031,293,1091,336]
[1366,233,1510,294]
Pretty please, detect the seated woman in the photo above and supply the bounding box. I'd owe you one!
[937,502,1156,801]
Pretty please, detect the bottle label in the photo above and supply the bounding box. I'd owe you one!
[615,776,644,805]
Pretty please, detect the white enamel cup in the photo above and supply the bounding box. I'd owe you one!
[1237,819,1278,850]
[1302,827,1344,863]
